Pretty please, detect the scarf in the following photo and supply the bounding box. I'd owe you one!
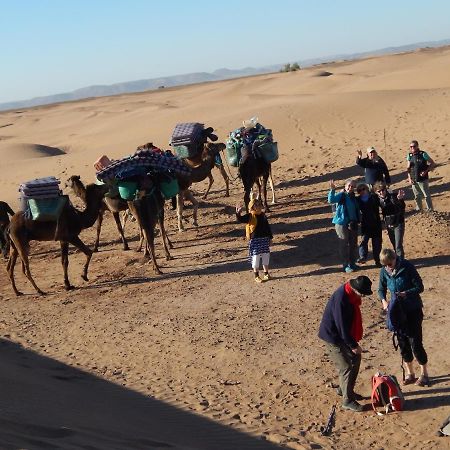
[344,282,363,342]
[246,213,259,240]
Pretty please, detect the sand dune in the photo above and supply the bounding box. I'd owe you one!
[0,46,449,449]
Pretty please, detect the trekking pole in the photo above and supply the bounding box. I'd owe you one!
[320,404,336,436]
[383,128,387,164]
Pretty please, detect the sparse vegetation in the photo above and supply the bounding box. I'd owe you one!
[280,62,301,72]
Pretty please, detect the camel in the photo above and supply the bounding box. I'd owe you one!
[175,142,226,232]
[255,166,276,205]
[239,143,272,212]
[6,182,108,296]
[67,175,131,252]
[203,158,230,200]
[126,177,174,275]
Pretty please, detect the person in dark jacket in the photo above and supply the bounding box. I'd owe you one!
[319,275,373,412]
[0,200,15,258]
[374,181,406,260]
[378,248,430,387]
[407,140,436,211]
[356,147,391,190]
[236,197,273,283]
[356,183,382,266]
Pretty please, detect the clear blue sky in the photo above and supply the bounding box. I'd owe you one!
[1,0,449,103]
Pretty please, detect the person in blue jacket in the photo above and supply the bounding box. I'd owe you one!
[328,179,360,273]
[378,248,430,387]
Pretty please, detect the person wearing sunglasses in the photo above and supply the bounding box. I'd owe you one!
[407,140,436,211]
[356,147,391,191]
[373,181,406,260]
[328,179,360,273]
[378,248,430,387]
[356,183,382,267]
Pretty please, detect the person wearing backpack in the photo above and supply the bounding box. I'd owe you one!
[318,275,373,412]
[378,248,430,387]
[407,140,436,212]
[328,179,360,273]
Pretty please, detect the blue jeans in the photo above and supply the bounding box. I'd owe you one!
[387,222,405,260]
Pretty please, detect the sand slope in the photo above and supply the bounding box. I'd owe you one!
[0,46,449,449]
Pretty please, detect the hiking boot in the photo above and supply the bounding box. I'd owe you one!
[344,265,354,273]
[336,387,364,401]
[254,276,263,283]
[415,375,431,387]
[342,400,364,412]
[350,263,360,271]
[357,258,366,264]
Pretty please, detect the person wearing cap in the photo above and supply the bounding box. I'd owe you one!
[356,147,391,191]
[378,248,430,387]
[406,140,436,211]
[319,275,373,412]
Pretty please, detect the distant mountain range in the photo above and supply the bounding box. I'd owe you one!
[1,38,449,112]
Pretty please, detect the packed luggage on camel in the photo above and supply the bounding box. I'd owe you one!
[226,117,278,211]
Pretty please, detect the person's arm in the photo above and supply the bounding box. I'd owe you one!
[406,155,413,184]
[402,263,424,296]
[356,156,368,168]
[328,180,342,204]
[421,152,436,176]
[378,269,389,310]
[264,216,273,240]
[382,160,391,184]
[235,205,250,223]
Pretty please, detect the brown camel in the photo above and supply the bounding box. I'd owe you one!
[239,143,272,212]
[203,160,230,200]
[67,175,131,251]
[175,142,226,232]
[7,183,108,296]
[126,176,174,275]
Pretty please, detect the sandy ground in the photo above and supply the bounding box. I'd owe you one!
[0,46,449,449]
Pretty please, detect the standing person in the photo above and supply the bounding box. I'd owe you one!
[236,197,273,283]
[319,275,373,412]
[0,200,15,258]
[374,181,406,260]
[356,183,382,267]
[378,248,430,387]
[407,140,436,211]
[328,179,360,273]
[356,147,391,191]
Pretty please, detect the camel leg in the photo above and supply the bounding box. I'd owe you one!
[184,190,199,227]
[142,227,162,275]
[11,237,45,296]
[202,173,214,200]
[60,241,74,290]
[6,245,23,296]
[177,193,185,232]
[112,211,130,251]
[67,235,93,282]
[269,166,276,204]
[93,210,104,252]
[158,211,173,260]
[244,183,252,213]
[262,172,270,212]
[219,165,230,197]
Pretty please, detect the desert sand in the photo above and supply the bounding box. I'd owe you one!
[0,46,449,449]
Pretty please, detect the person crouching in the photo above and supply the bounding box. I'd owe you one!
[236,198,273,283]
[318,276,373,412]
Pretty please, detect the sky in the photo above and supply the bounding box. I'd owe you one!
[1,0,449,104]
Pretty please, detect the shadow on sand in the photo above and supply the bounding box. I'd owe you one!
[0,338,283,449]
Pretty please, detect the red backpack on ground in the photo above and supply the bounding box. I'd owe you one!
[371,372,405,415]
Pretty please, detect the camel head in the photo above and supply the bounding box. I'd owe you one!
[136,142,154,152]
[201,142,226,160]
[66,175,86,201]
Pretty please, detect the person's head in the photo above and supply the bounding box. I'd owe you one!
[349,275,373,297]
[409,140,419,154]
[357,183,369,196]
[344,179,357,193]
[367,146,377,160]
[374,181,387,198]
[243,117,258,131]
[248,197,263,214]
[380,248,397,268]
